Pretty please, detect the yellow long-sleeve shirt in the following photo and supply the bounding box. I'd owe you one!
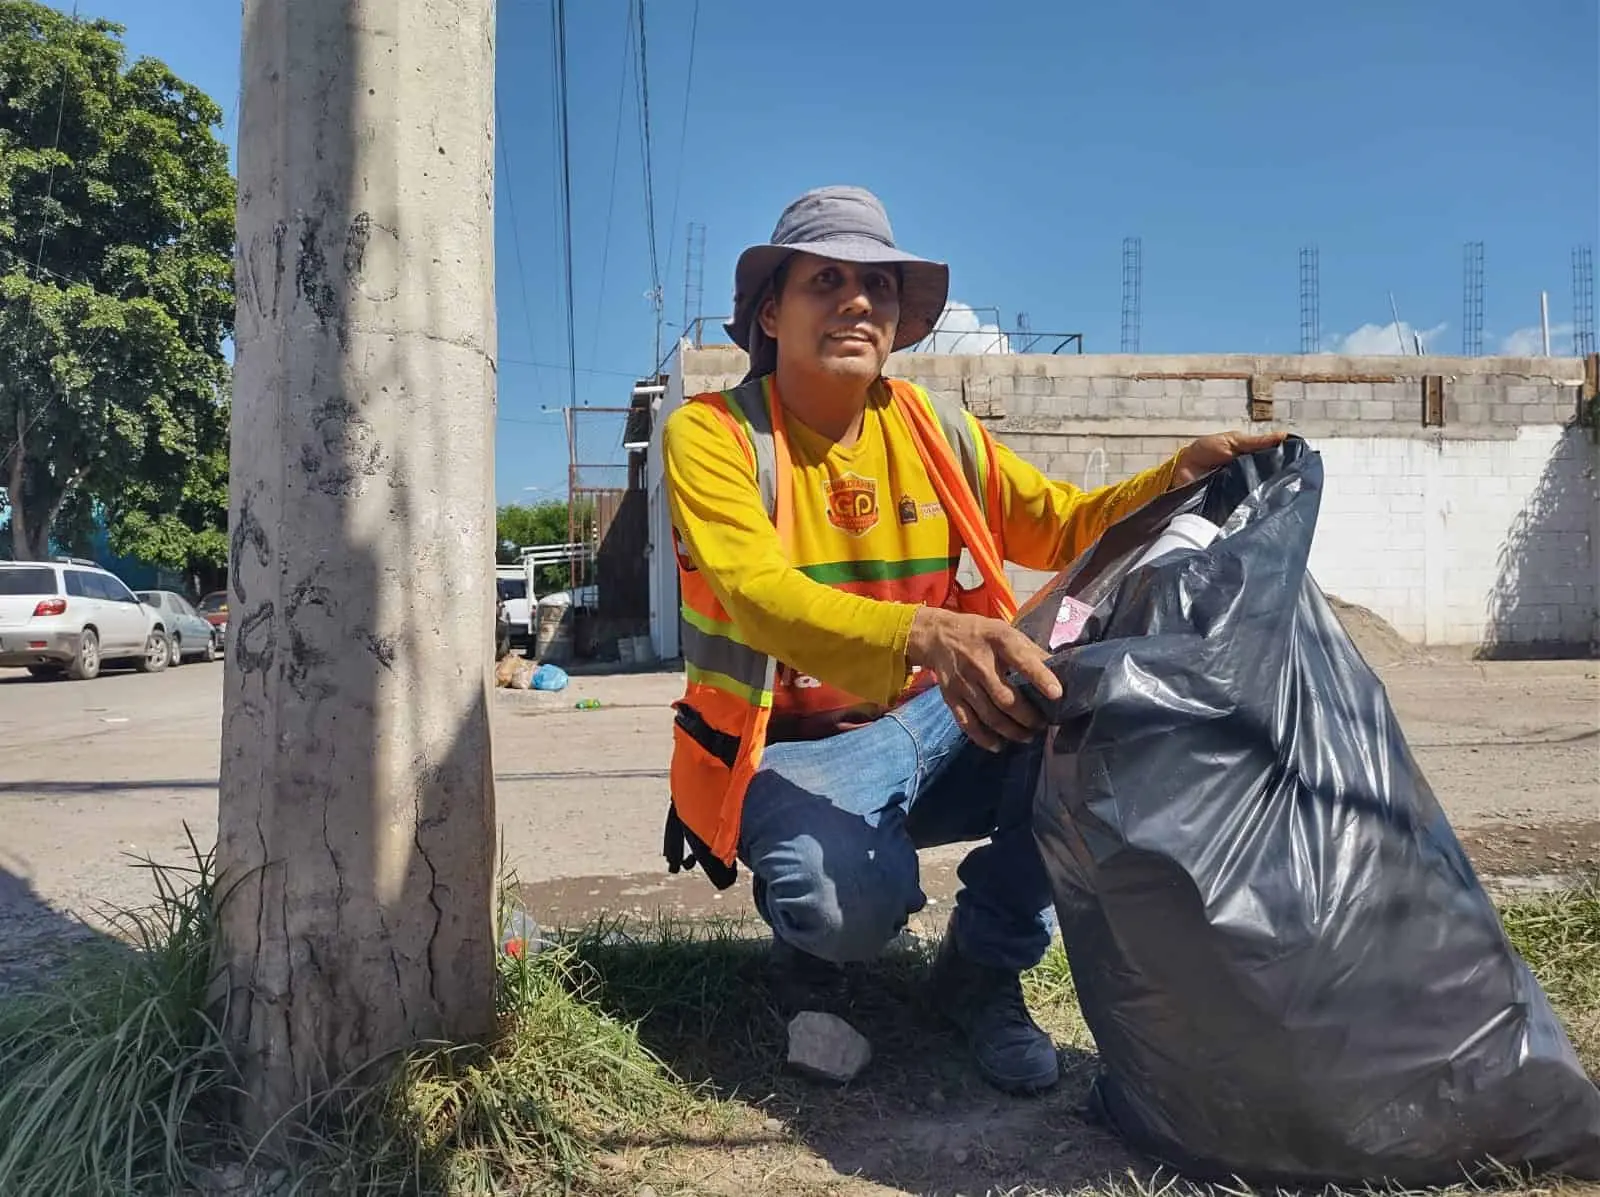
[664,379,1177,740]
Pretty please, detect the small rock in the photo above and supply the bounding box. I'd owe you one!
[763,1117,784,1133]
[952,1147,970,1165]
[636,1186,659,1197]
[925,1087,948,1110]
[1053,1140,1072,1156]
[786,1011,872,1083]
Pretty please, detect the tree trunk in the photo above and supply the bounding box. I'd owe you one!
[7,408,35,561]
[219,0,498,1139]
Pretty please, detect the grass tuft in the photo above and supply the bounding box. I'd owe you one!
[1498,875,1600,1070]
[0,827,237,1197]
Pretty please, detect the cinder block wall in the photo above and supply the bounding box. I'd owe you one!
[676,346,1599,652]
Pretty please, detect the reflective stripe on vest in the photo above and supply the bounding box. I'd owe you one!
[670,375,1014,865]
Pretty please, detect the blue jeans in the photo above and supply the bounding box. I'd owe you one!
[738,685,1055,972]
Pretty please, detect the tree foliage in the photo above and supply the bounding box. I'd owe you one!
[0,2,233,565]
[496,499,596,592]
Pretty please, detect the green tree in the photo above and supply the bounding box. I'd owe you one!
[497,499,573,591]
[0,3,233,563]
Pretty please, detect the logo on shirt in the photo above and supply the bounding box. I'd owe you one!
[897,496,919,525]
[823,473,880,536]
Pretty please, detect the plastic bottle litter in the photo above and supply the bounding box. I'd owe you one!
[574,697,602,710]
[500,910,546,958]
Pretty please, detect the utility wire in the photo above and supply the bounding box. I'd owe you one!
[634,0,664,365]
[551,0,579,408]
[586,0,637,376]
[495,102,546,408]
[2,0,83,480]
[660,0,701,329]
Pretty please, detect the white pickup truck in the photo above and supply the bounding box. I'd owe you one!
[495,543,594,646]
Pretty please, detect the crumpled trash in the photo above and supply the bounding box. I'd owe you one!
[1018,436,1600,1187]
[531,663,568,691]
[494,654,536,690]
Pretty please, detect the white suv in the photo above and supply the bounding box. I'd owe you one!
[0,558,170,681]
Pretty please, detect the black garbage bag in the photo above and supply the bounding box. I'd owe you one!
[1016,436,1600,1188]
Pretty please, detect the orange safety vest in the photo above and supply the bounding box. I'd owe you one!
[665,374,1018,875]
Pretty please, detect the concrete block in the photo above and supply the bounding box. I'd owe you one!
[1325,400,1362,421]
[1201,378,1242,399]
[1489,403,1520,424]
[787,1012,871,1084]
[1456,402,1490,424]
[1504,384,1544,406]
[1085,394,1111,418]
[1359,400,1397,421]
[1522,402,1569,425]
[1370,382,1413,405]
[1108,394,1146,419]
[1179,394,1225,420]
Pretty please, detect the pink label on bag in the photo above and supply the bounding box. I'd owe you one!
[1049,595,1095,650]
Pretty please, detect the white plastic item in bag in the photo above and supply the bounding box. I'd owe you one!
[1130,512,1220,571]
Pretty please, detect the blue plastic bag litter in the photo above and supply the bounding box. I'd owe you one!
[1016,437,1600,1188]
[531,663,568,692]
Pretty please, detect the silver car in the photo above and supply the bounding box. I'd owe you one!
[136,590,221,666]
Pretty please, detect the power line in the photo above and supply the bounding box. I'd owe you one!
[494,103,545,407]
[499,354,644,379]
[586,0,637,375]
[550,0,578,408]
[2,0,84,480]
[660,0,701,315]
[634,0,664,365]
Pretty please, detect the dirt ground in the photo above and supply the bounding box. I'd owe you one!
[0,633,1596,973]
[0,615,1596,1196]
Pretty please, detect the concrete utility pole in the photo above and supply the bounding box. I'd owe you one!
[220,0,499,1134]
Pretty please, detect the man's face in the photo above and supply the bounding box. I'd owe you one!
[758,252,901,384]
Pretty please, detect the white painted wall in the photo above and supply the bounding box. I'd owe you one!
[1308,427,1597,649]
[646,349,687,660]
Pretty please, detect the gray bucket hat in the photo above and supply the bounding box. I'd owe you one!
[725,186,949,372]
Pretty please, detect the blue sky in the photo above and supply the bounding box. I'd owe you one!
[56,0,1600,502]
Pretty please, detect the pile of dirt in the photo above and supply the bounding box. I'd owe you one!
[1326,595,1431,668]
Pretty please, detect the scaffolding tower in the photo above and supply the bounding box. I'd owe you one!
[1298,246,1321,354]
[1120,236,1142,354]
[1573,245,1596,357]
[680,221,705,343]
[1462,242,1485,357]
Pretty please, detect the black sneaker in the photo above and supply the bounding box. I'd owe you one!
[929,919,1060,1094]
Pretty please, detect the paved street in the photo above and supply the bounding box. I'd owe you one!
[1,652,1596,986]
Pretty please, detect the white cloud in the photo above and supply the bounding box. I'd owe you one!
[921,301,1011,354]
[1498,323,1575,356]
[1331,320,1448,355]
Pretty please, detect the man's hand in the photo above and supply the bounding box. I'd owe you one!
[907,606,1063,752]
[1171,431,1288,488]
